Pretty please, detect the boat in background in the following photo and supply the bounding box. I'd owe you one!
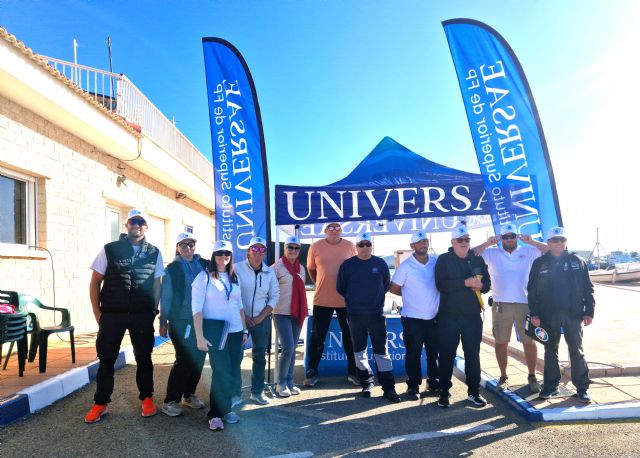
[587,228,640,283]
[589,262,640,284]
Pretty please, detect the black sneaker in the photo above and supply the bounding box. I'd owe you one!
[304,370,319,387]
[539,387,560,399]
[383,389,401,403]
[437,391,450,408]
[423,385,441,398]
[467,393,487,407]
[406,388,419,401]
[361,386,372,398]
[577,390,592,403]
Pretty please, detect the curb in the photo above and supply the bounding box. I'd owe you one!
[453,354,640,422]
[0,335,170,427]
[481,334,640,377]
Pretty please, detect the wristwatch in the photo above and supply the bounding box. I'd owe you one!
[242,330,249,335]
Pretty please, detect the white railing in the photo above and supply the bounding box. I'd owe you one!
[40,56,212,183]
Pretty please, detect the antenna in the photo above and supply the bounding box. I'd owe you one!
[587,227,608,267]
[107,36,115,101]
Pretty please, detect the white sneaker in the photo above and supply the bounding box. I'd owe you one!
[231,395,243,408]
[289,386,301,395]
[276,385,291,397]
[250,392,270,405]
[183,394,205,409]
[161,401,183,417]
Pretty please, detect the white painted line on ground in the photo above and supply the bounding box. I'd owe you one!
[381,423,495,444]
[265,452,314,458]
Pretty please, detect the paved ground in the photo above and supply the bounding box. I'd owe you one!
[2,342,640,458]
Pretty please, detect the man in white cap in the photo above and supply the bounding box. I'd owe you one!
[235,236,280,405]
[435,224,490,408]
[85,209,164,423]
[472,223,548,393]
[304,222,358,387]
[527,227,595,402]
[390,231,440,400]
[336,233,400,402]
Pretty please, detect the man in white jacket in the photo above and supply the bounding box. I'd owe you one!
[235,236,280,405]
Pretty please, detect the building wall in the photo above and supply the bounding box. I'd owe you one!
[0,94,215,333]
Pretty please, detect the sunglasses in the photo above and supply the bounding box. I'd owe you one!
[250,246,267,253]
[326,226,341,231]
[357,242,372,248]
[128,219,147,226]
[548,237,567,243]
[178,241,196,249]
[455,238,471,244]
[501,234,517,240]
[214,250,232,257]
[286,245,301,251]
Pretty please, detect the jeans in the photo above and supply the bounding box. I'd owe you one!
[437,313,482,395]
[401,316,439,391]
[164,319,206,403]
[542,311,590,391]
[95,311,155,404]
[306,305,356,376]
[347,313,395,391]
[274,314,303,387]
[240,315,272,395]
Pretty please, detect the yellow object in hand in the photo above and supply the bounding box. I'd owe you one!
[475,275,484,311]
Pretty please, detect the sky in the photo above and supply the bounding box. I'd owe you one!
[2,0,640,253]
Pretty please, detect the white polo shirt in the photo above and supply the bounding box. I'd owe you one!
[391,254,440,320]
[481,244,541,303]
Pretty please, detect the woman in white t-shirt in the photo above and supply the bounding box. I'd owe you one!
[192,240,247,431]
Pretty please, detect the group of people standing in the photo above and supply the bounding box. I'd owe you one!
[84,209,595,430]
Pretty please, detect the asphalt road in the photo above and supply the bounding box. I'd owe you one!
[1,344,639,457]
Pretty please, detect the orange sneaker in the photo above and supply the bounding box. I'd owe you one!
[84,404,108,424]
[141,397,157,417]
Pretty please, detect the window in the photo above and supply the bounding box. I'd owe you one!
[106,206,121,242]
[0,168,36,247]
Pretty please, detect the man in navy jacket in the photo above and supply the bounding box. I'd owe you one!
[336,232,400,402]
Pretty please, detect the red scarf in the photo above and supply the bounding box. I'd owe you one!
[281,256,308,327]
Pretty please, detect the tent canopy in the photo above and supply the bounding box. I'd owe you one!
[275,137,488,226]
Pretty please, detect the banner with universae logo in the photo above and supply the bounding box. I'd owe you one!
[202,38,270,253]
[443,19,562,239]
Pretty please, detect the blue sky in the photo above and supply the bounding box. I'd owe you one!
[2,0,639,251]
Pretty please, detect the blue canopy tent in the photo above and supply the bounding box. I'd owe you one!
[275,136,492,237]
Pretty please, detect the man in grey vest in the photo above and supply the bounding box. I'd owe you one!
[85,209,164,423]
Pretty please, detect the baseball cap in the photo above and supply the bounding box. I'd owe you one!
[248,236,267,247]
[546,226,567,240]
[175,233,196,244]
[356,232,372,244]
[213,240,233,253]
[450,225,469,240]
[285,235,301,245]
[127,208,148,224]
[411,231,428,244]
[499,223,518,236]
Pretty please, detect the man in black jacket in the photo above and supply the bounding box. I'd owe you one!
[528,226,595,403]
[85,209,164,423]
[435,225,490,408]
[336,232,400,402]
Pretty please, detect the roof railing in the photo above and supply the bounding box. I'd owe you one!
[40,56,212,183]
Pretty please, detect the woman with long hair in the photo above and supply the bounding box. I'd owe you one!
[192,240,247,431]
[272,235,308,396]
[159,233,209,417]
